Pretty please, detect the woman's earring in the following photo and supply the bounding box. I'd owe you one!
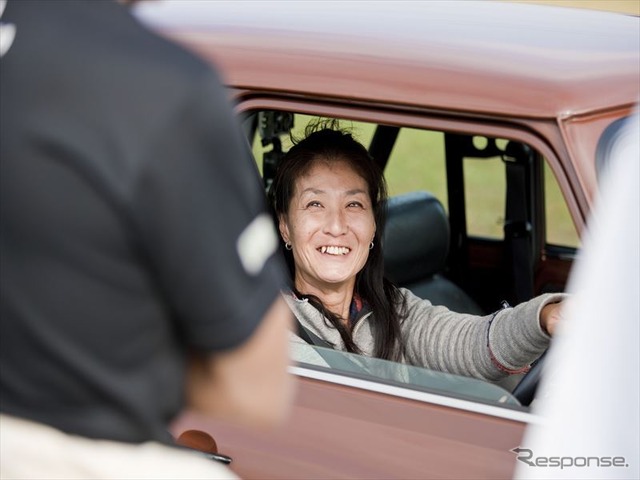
[369,242,374,250]
[285,242,292,250]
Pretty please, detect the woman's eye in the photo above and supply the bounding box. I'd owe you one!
[306,201,322,208]
[347,201,364,208]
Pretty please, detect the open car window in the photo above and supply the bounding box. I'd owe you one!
[290,342,522,407]
[246,107,594,406]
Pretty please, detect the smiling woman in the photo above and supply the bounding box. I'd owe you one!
[280,160,376,299]
[269,123,395,356]
[276,138,377,299]
[268,121,566,387]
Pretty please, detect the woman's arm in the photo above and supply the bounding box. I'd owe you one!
[399,288,566,381]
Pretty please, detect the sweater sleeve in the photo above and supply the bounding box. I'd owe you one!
[400,289,567,381]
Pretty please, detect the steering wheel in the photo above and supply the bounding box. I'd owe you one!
[511,350,547,406]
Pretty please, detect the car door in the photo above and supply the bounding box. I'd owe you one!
[172,345,531,479]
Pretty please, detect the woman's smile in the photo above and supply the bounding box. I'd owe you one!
[318,245,350,255]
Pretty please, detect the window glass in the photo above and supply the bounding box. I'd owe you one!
[544,163,580,248]
[384,129,447,208]
[291,342,521,407]
[464,156,506,239]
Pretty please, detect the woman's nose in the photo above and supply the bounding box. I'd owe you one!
[323,208,348,236]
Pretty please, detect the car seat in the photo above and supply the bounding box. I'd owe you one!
[383,191,484,315]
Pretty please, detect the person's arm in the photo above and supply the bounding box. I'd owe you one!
[131,67,293,427]
[400,288,566,381]
[185,296,294,428]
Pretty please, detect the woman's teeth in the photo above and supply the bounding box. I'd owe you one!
[319,246,350,255]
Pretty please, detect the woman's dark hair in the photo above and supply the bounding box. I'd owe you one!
[268,119,406,361]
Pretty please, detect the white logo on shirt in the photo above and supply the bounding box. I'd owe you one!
[236,213,279,276]
[0,0,16,57]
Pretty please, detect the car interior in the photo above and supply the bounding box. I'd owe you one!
[242,110,579,408]
[384,190,484,315]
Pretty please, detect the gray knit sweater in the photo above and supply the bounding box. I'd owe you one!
[285,288,566,382]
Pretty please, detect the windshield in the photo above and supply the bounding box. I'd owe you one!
[291,342,521,407]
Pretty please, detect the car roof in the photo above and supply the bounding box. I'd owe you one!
[137,1,640,120]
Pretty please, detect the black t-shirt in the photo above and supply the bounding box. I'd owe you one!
[0,0,286,444]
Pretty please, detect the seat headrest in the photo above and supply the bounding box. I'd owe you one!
[383,191,450,285]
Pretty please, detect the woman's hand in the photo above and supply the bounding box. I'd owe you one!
[540,302,564,336]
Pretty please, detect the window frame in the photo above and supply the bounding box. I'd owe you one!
[236,94,579,408]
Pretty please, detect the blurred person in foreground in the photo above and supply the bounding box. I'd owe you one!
[514,112,639,479]
[269,121,565,382]
[0,0,292,478]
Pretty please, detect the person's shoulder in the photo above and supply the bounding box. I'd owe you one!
[95,3,220,111]
[129,13,211,77]
[281,290,304,311]
[71,1,213,80]
[9,0,213,78]
[119,5,214,83]
[393,287,436,312]
[397,287,417,301]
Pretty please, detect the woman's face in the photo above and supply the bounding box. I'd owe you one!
[279,159,376,295]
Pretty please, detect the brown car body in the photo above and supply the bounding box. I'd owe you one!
[137,2,639,478]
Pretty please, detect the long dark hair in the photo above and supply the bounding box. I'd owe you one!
[269,120,406,361]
